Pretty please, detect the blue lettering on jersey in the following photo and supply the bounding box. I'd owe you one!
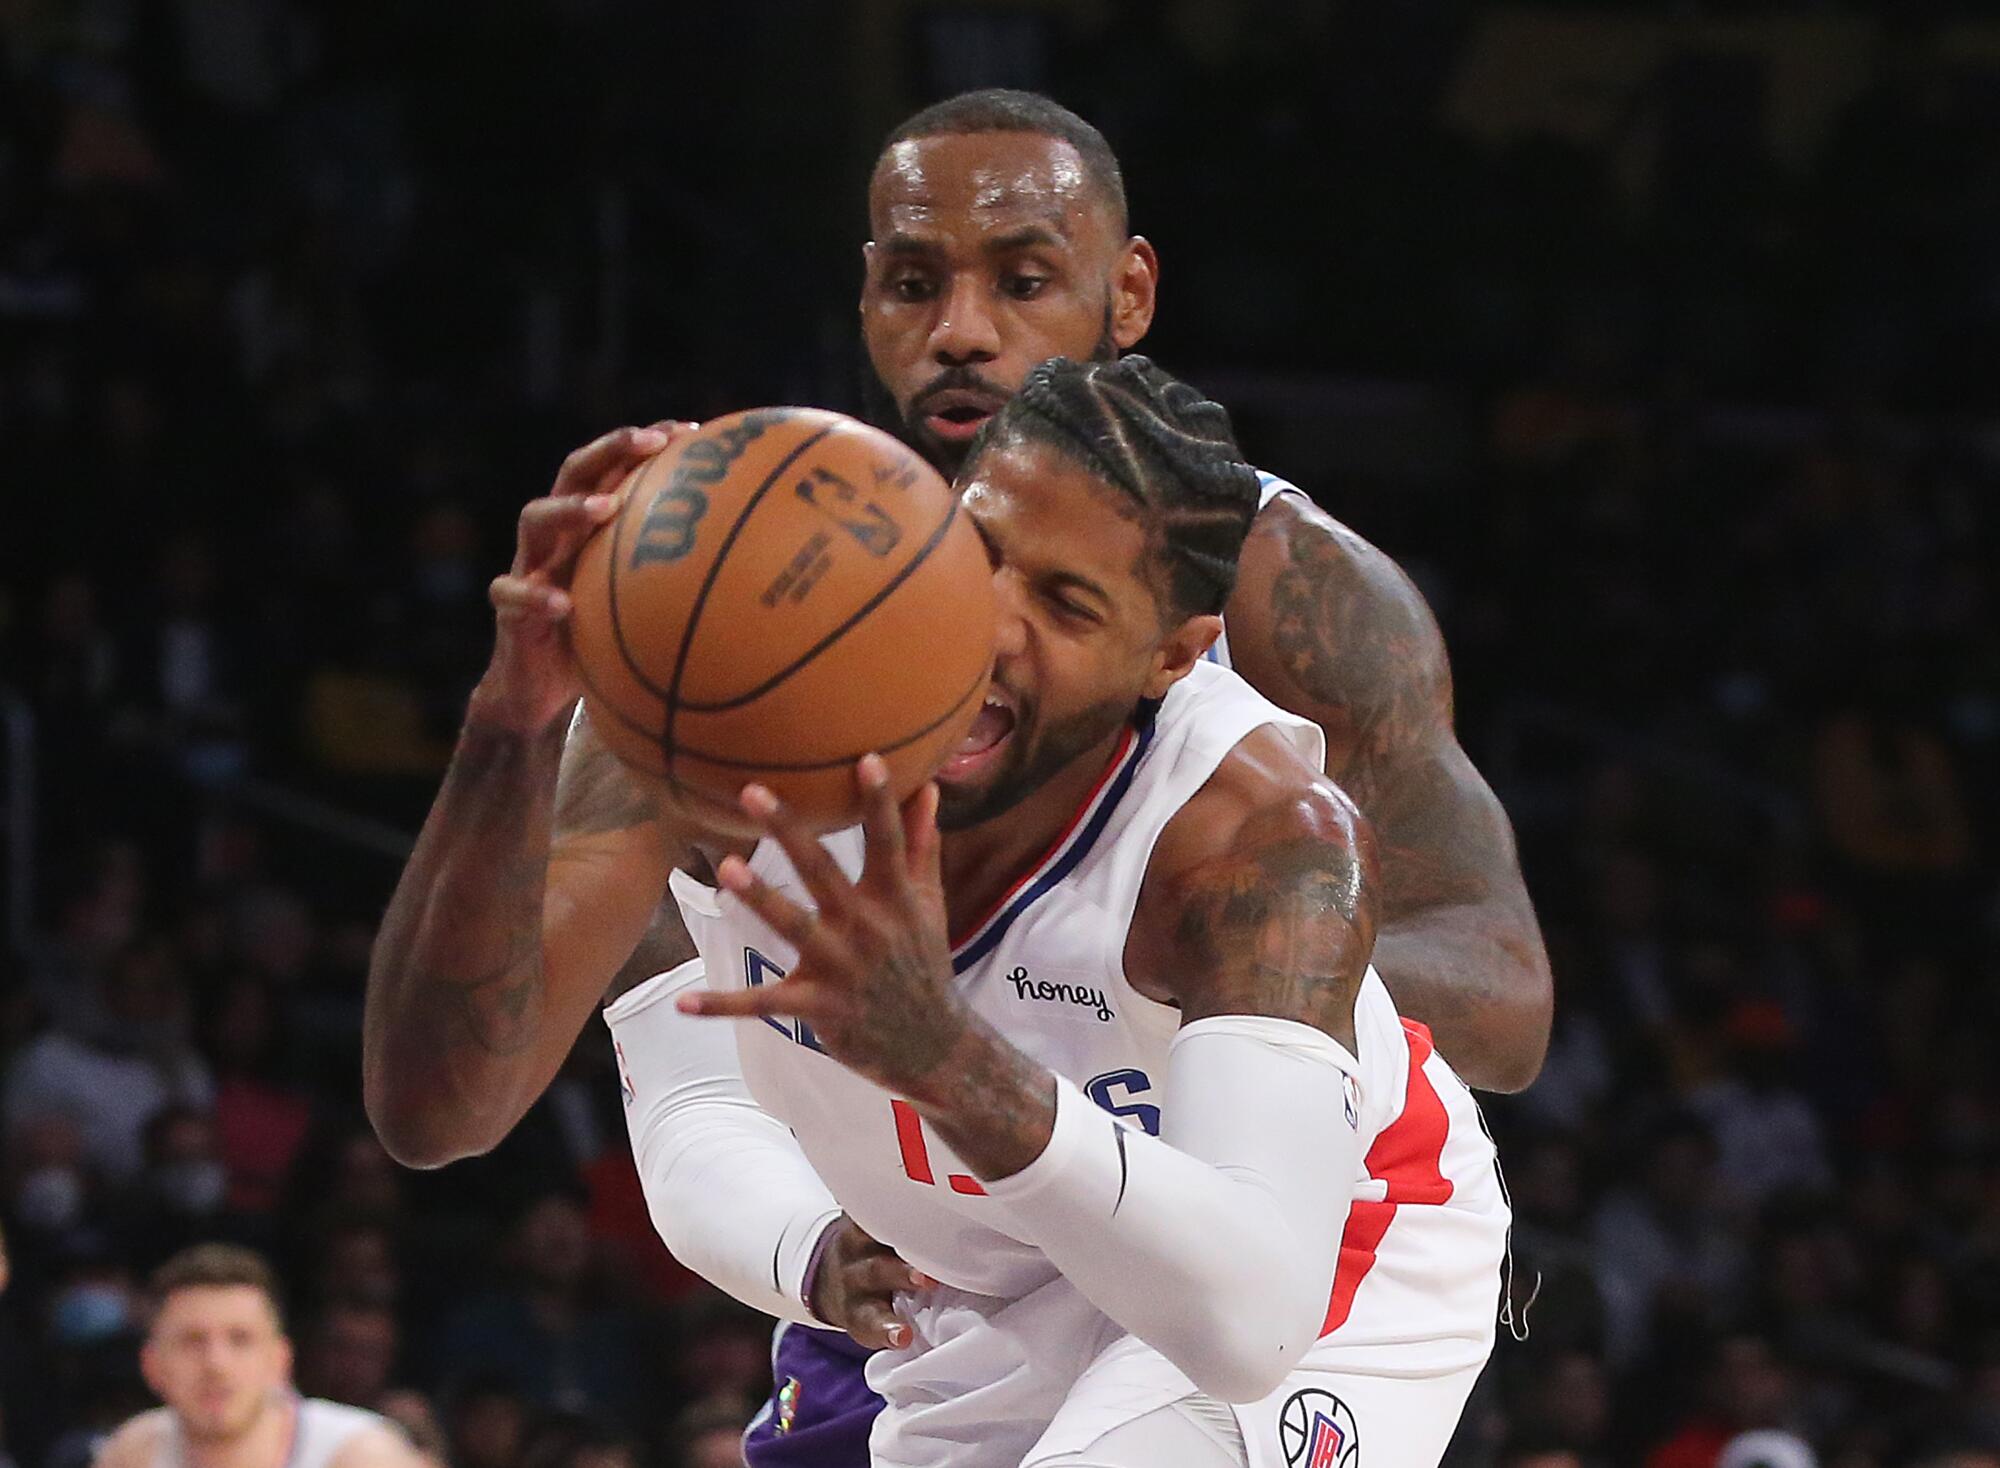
[1086,1068,1162,1136]
[743,947,824,1054]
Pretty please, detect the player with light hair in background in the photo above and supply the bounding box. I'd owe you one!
[93,1245,427,1468]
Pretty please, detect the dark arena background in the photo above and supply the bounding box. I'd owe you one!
[3,4,1999,1467]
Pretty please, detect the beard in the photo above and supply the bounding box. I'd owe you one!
[855,297,1121,480]
[936,688,1134,832]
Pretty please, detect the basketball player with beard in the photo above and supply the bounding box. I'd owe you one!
[364,91,1547,1464]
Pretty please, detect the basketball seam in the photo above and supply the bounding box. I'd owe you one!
[577,656,986,773]
[673,495,964,714]
[603,417,838,758]
[661,659,988,771]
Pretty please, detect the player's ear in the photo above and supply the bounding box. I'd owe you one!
[1142,612,1220,701]
[139,1340,164,1398]
[859,242,877,312]
[1111,237,1158,350]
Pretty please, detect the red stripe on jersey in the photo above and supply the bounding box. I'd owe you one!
[1321,1019,1455,1336]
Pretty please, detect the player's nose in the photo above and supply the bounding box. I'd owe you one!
[928,276,1001,365]
[990,569,1030,659]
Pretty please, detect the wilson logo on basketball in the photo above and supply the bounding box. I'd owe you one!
[1279,1388,1360,1468]
[628,409,780,568]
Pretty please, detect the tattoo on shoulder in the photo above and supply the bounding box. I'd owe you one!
[554,713,661,838]
[1167,802,1378,1037]
[1265,515,1451,787]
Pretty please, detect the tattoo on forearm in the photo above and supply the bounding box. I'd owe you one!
[924,1016,1058,1182]
[374,717,562,1067]
[433,837,545,1056]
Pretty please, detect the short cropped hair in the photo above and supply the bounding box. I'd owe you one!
[882,89,1128,234]
[968,355,1261,620]
[150,1243,285,1329]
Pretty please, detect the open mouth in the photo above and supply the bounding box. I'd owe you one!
[938,693,1016,781]
[918,389,1005,443]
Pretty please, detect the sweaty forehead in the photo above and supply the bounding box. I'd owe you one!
[870,133,1106,242]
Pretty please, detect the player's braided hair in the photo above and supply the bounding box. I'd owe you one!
[882,89,1128,234]
[972,355,1261,620]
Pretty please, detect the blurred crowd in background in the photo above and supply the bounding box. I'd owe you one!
[3,3,1999,1467]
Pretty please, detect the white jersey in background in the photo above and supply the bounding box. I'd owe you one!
[140,1398,390,1468]
[665,660,1509,1468]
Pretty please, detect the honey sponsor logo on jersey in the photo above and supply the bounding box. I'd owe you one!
[1005,966,1113,1022]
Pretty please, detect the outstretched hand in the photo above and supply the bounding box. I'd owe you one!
[677,755,970,1100]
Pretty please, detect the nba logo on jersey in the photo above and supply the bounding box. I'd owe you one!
[1279,1389,1360,1468]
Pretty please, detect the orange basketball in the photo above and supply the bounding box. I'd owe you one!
[568,407,997,833]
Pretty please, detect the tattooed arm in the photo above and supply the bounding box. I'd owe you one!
[1223,494,1552,1091]
[682,735,1376,1399]
[365,704,681,1167]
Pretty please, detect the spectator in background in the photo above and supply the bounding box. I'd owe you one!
[432,1192,654,1428]
[1647,1335,1808,1468]
[663,1397,748,1468]
[1718,1429,1819,1468]
[92,1244,421,1468]
[519,1415,642,1468]
[200,974,314,1216]
[5,939,212,1183]
[4,1115,108,1269]
[444,1377,528,1468]
[127,532,249,781]
[1592,1114,1751,1369]
[117,1104,252,1270]
[1688,1002,1833,1215]
[1812,674,1974,957]
[1498,1444,1587,1468]
[297,1299,401,1411]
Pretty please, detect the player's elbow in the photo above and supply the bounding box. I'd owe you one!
[1178,1308,1321,1403]
[364,1076,501,1170]
[1480,963,1555,1095]
[1170,1263,1326,1403]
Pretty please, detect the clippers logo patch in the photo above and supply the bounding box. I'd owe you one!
[1279,1388,1360,1468]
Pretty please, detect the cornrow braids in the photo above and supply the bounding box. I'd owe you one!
[881,89,1128,235]
[972,356,1262,620]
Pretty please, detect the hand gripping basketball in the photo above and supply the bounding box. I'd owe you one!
[474,421,699,733]
[678,755,973,1104]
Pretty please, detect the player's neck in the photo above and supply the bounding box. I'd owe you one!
[938,721,1130,939]
[179,1394,294,1468]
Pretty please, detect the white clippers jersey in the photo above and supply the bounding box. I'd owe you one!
[670,657,1506,1380]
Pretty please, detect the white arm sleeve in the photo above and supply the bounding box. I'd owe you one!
[606,960,843,1325]
[984,1014,1360,1403]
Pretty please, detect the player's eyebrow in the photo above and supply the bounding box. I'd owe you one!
[983,224,1067,255]
[1044,568,1112,611]
[878,232,944,258]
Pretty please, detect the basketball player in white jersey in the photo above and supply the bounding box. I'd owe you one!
[620,358,1507,1467]
[363,90,1545,1468]
[93,1246,424,1468]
